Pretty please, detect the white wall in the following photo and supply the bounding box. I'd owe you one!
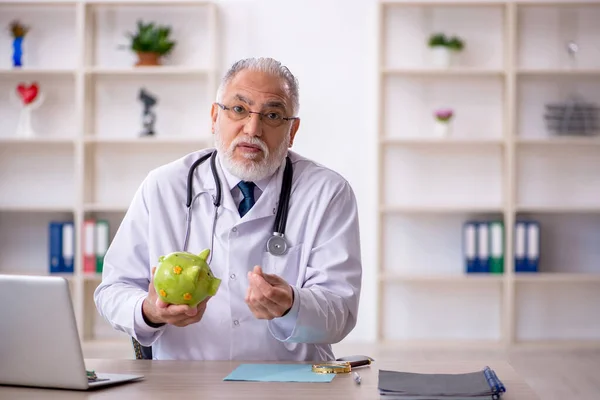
[212,0,379,343]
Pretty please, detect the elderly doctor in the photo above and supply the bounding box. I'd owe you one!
[94,57,362,361]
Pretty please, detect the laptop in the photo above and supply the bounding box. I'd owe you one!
[0,274,143,390]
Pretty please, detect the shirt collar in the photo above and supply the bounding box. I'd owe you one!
[217,153,277,193]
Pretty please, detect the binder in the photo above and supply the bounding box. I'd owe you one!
[95,220,109,273]
[476,222,490,273]
[514,221,527,272]
[378,365,506,399]
[62,222,74,274]
[489,221,504,274]
[83,219,96,274]
[463,221,477,273]
[48,222,64,274]
[525,221,540,272]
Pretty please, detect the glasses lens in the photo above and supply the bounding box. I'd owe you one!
[227,105,249,121]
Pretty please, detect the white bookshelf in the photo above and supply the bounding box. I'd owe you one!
[0,0,219,346]
[377,0,600,348]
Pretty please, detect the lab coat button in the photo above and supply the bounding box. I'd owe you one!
[232,227,237,232]
[230,273,236,280]
[233,320,239,326]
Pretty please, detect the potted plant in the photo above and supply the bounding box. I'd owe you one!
[427,33,464,68]
[9,20,29,68]
[433,108,454,137]
[124,20,176,66]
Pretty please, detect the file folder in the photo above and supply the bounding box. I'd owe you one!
[476,222,490,273]
[463,221,477,273]
[489,221,504,274]
[95,220,109,273]
[62,222,74,274]
[514,221,527,272]
[48,222,64,274]
[525,221,540,273]
[378,366,506,399]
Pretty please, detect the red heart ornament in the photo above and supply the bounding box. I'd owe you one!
[17,82,39,105]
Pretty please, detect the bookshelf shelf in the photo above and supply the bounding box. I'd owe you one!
[380,205,504,214]
[382,68,505,77]
[380,273,504,283]
[514,273,600,283]
[85,66,212,76]
[83,203,128,212]
[0,0,219,344]
[516,137,600,146]
[378,0,600,349]
[517,69,600,77]
[380,137,504,146]
[84,136,209,145]
[0,68,76,76]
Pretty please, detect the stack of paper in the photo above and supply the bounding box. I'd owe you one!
[378,366,506,400]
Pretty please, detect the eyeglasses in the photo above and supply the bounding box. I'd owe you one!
[215,102,298,128]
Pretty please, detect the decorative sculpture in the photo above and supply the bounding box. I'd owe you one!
[11,82,45,139]
[139,88,157,137]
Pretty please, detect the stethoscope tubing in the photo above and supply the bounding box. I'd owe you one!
[183,150,293,257]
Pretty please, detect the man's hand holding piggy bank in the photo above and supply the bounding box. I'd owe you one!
[142,249,221,328]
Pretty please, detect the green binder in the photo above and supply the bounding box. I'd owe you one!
[95,219,109,273]
[489,221,504,274]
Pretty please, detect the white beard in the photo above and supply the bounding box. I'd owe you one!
[214,126,290,182]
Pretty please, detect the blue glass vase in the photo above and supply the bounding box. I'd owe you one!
[12,37,23,67]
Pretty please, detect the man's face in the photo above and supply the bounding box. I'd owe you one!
[211,69,300,181]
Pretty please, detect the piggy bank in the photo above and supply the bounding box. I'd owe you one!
[153,249,221,307]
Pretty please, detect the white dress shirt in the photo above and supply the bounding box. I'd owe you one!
[94,148,362,361]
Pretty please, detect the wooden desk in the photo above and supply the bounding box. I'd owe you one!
[0,358,539,399]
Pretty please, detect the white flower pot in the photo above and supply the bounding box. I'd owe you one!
[430,47,452,69]
[434,120,451,138]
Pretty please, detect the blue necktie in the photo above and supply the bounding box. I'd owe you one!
[237,181,256,217]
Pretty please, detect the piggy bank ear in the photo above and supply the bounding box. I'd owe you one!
[184,265,201,284]
[158,255,165,263]
[198,249,210,262]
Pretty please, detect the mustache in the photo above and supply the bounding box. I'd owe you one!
[229,136,269,155]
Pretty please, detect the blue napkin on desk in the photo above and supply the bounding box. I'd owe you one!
[223,364,335,383]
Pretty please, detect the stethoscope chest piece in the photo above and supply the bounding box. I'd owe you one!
[267,233,288,256]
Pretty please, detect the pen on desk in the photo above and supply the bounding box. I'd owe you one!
[353,371,361,385]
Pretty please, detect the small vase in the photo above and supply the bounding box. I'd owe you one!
[431,47,451,69]
[136,52,161,66]
[434,120,451,138]
[16,106,35,138]
[12,37,23,68]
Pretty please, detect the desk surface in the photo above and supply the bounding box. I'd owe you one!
[0,358,539,399]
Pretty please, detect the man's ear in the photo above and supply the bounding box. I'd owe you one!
[288,118,300,147]
[210,103,219,133]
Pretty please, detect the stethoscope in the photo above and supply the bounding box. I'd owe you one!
[183,150,293,263]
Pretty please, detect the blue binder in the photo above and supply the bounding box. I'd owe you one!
[463,221,477,273]
[62,222,75,273]
[476,222,490,273]
[48,222,64,274]
[525,220,540,272]
[514,221,527,272]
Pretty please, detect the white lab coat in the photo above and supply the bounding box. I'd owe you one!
[94,148,362,361]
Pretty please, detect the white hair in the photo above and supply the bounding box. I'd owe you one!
[216,57,300,116]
